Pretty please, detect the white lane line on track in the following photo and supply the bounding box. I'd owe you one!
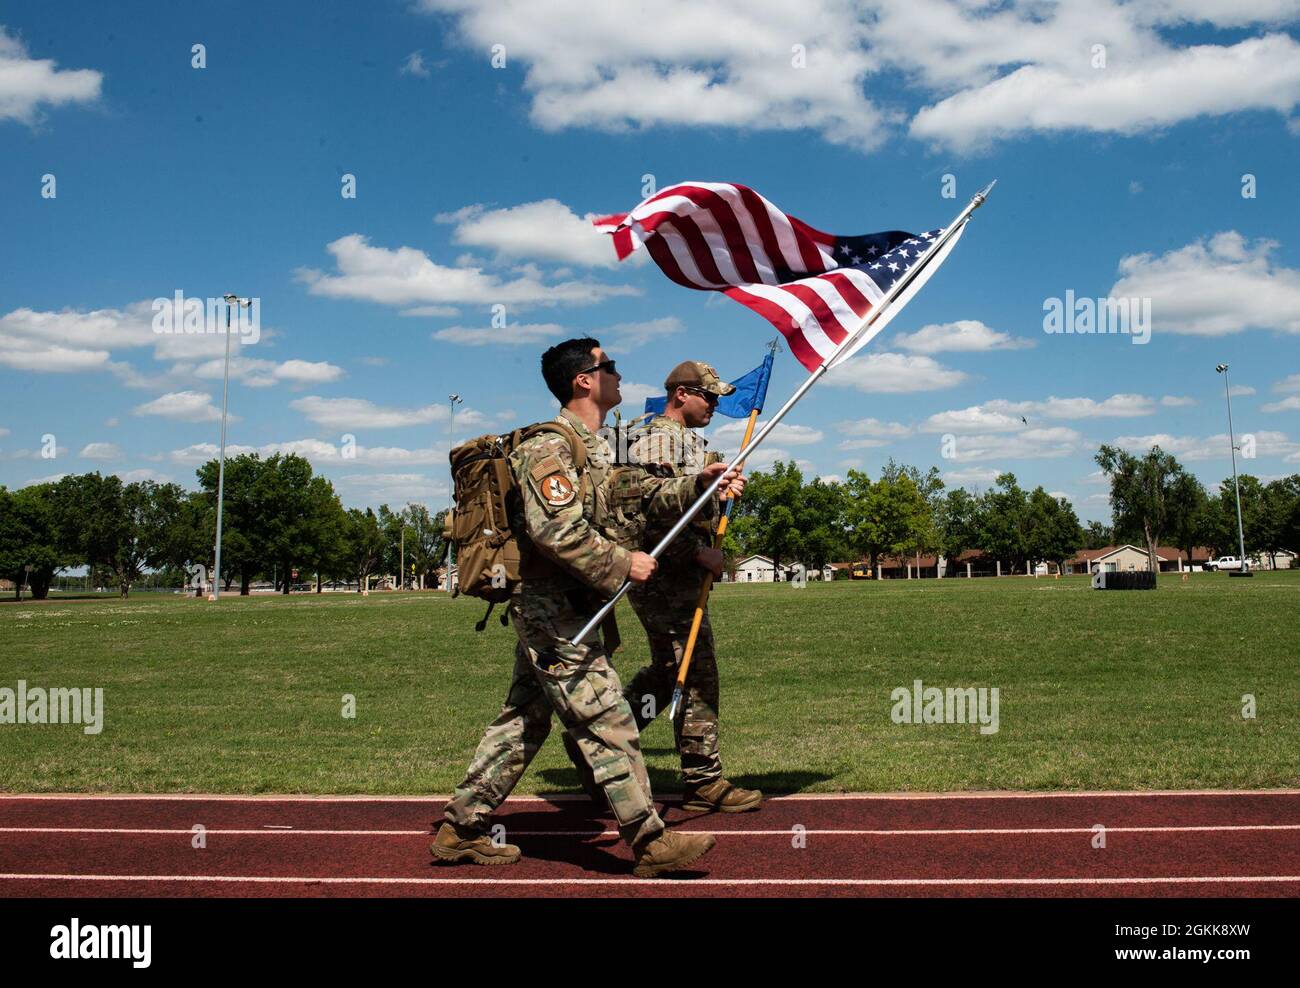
[2,873,1298,887]
[1,790,1297,802]
[2,824,1298,837]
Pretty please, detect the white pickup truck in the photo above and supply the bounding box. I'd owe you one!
[1205,556,1251,572]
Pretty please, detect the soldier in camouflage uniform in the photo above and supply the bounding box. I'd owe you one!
[432,339,745,877]
[562,361,762,813]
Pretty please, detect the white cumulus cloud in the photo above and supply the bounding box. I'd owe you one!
[1110,232,1300,336]
[825,352,967,393]
[0,28,103,124]
[893,320,1033,354]
[297,234,638,311]
[133,391,226,423]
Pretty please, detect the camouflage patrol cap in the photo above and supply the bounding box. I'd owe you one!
[664,361,736,397]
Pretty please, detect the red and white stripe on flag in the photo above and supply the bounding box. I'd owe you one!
[595,182,927,372]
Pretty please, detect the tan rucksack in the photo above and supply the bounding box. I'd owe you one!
[446,421,587,629]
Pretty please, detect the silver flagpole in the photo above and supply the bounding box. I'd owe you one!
[572,181,997,645]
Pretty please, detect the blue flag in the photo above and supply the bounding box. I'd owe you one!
[643,351,774,419]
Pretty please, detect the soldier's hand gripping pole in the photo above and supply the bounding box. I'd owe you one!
[665,407,759,722]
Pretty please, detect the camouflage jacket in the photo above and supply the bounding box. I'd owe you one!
[627,415,720,572]
[509,408,706,599]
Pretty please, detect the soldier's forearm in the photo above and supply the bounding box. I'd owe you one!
[644,473,705,518]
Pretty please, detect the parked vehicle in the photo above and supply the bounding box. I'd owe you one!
[1205,556,1251,572]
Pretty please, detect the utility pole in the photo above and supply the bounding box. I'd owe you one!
[212,293,250,600]
[1215,363,1251,576]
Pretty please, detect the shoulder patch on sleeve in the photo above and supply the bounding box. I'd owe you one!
[539,473,576,506]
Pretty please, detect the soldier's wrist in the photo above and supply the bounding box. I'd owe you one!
[606,547,633,592]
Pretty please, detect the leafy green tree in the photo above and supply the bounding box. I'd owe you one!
[1082,520,1113,550]
[1257,477,1298,569]
[795,478,850,570]
[341,508,386,590]
[880,460,944,573]
[0,484,69,599]
[1095,445,1184,572]
[976,473,1030,572]
[301,481,348,592]
[1024,488,1082,572]
[1166,471,1210,568]
[844,468,930,577]
[937,488,979,574]
[252,455,338,594]
[1210,474,1265,558]
[196,453,267,593]
[376,504,405,583]
[173,491,215,595]
[730,461,808,576]
[1279,475,1300,559]
[51,474,187,598]
[402,503,447,589]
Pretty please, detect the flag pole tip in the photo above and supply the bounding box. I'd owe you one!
[973,179,998,205]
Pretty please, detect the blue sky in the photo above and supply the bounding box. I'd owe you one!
[3,0,1299,522]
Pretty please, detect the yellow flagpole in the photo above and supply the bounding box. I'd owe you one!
[665,406,760,721]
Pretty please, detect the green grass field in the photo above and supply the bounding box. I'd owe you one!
[2,573,1298,795]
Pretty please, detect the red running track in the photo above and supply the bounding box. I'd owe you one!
[0,791,1297,898]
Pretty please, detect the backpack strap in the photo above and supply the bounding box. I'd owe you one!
[514,420,590,503]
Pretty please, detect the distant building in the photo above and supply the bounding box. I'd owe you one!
[1252,549,1296,570]
[1065,545,1212,574]
[731,554,777,582]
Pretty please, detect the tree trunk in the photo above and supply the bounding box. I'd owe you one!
[28,570,52,599]
[316,571,322,594]
[1144,523,1159,573]
[283,562,291,594]
[240,569,251,596]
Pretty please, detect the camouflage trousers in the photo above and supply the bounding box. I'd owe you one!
[622,587,723,789]
[443,591,665,847]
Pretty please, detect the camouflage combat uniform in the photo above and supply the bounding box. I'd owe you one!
[622,414,726,789]
[443,408,707,847]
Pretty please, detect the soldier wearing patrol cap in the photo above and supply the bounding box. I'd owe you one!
[563,360,762,813]
[433,339,747,877]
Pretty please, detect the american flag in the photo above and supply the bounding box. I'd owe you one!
[594,181,962,372]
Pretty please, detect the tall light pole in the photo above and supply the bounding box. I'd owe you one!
[212,293,250,600]
[445,393,462,591]
[1216,363,1250,576]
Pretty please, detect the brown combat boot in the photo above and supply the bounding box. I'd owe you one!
[429,821,522,866]
[631,828,717,878]
[682,779,763,814]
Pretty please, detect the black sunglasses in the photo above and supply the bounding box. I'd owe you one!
[681,385,718,404]
[579,359,617,375]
